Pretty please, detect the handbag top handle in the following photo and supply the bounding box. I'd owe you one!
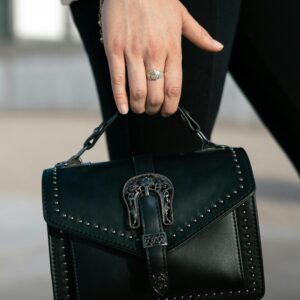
[57,105,224,168]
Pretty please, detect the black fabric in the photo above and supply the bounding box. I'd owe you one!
[229,0,300,175]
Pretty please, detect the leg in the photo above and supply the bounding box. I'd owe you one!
[70,0,242,160]
[229,0,300,176]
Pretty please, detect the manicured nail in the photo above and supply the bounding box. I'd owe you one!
[212,39,224,49]
[118,104,128,114]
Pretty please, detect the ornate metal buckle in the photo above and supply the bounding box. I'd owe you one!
[122,173,174,229]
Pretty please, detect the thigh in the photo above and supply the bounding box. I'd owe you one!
[229,0,300,175]
[70,0,241,160]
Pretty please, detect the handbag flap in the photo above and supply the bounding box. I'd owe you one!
[42,146,255,256]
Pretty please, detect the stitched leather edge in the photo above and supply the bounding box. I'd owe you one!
[70,241,81,300]
[232,210,245,283]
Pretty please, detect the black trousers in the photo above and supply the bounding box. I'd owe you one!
[70,0,300,177]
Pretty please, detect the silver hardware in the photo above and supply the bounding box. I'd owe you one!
[142,232,168,248]
[122,173,174,229]
[151,272,168,296]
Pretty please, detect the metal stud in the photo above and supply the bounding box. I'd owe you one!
[193,218,198,223]
[120,232,125,237]
[85,221,90,226]
[186,223,191,228]
[239,177,244,181]
[233,190,238,194]
[206,208,211,213]
[54,194,59,197]
[77,219,83,224]
[111,229,116,234]
[219,199,224,203]
[94,224,99,229]
[103,227,108,232]
[55,208,60,213]
[237,170,242,174]
[172,233,176,238]
[240,185,244,189]
[212,204,217,208]
[199,214,204,218]
[225,194,231,198]
[62,213,67,218]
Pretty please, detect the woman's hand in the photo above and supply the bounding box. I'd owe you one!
[101,0,224,117]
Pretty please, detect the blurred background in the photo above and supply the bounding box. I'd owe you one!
[0,1,299,299]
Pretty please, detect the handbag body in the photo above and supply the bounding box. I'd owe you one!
[42,106,265,300]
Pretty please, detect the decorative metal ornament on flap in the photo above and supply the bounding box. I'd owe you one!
[122,173,174,229]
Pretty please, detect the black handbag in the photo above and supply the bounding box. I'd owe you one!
[42,106,265,300]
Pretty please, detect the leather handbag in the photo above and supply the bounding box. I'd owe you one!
[42,105,265,300]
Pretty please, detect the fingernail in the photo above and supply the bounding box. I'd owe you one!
[118,104,128,114]
[212,39,224,49]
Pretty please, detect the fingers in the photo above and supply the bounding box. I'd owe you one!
[143,45,167,115]
[179,3,224,52]
[106,46,129,114]
[161,44,182,117]
[125,52,147,114]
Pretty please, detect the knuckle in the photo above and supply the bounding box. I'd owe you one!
[166,86,181,98]
[128,38,142,56]
[112,75,125,86]
[146,39,161,58]
[107,38,124,54]
[132,89,147,100]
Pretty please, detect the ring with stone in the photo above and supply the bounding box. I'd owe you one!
[146,69,165,81]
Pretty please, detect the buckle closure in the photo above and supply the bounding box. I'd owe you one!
[122,173,174,229]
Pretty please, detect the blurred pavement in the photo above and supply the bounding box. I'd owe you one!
[0,111,299,300]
